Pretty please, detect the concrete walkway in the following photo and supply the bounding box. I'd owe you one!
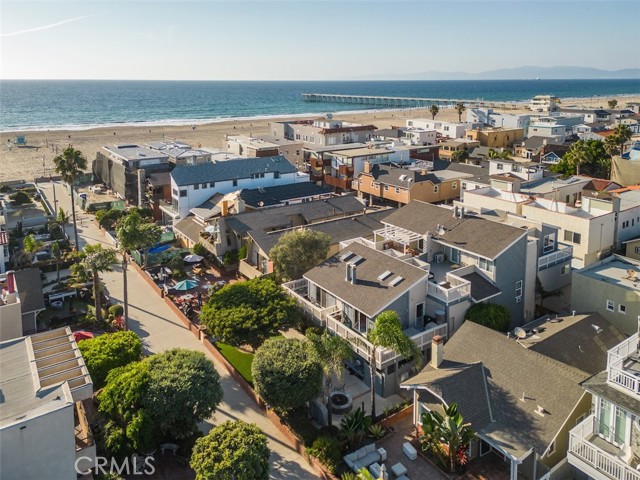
[38,181,318,479]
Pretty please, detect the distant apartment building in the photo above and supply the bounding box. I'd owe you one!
[272,115,377,147]
[464,127,525,149]
[163,155,309,221]
[405,118,480,139]
[571,255,640,335]
[353,162,470,206]
[527,115,583,142]
[323,147,393,191]
[439,139,481,160]
[530,95,560,112]
[225,135,280,158]
[567,326,640,480]
[466,108,531,130]
[0,327,95,480]
[146,141,212,165]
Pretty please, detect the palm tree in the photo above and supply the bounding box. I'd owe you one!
[420,402,476,474]
[307,330,353,431]
[80,244,117,324]
[53,147,87,250]
[50,241,62,287]
[608,99,618,109]
[455,102,466,123]
[116,211,161,330]
[429,104,439,120]
[563,140,591,176]
[22,234,43,264]
[614,124,632,156]
[367,310,421,418]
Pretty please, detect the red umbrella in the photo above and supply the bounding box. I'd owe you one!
[73,331,95,342]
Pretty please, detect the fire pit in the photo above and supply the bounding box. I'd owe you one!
[330,391,353,414]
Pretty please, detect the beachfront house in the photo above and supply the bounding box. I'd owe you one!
[405,119,479,139]
[466,108,531,130]
[272,115,377,147]
[401,314,625,480]
[529,95,560,112]
[0,327,95,480]
[163,155,309,221]
[464,127,525,149]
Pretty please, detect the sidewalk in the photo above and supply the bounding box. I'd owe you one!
[39,180,319,479]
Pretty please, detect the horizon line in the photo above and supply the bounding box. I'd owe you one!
[2,77,640,82]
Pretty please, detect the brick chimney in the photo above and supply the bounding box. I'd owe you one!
[221,200,229,217]
[431,335,444,368]
[364,161,372,174]
[6,270,16,294]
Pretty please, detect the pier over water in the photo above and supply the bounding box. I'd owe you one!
[302,93,523,110]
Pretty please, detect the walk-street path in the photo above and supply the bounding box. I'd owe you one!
[38,181,318,479]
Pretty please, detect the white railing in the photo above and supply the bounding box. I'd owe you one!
[538,244,573,270]
[607,333,640,395]
[568,414,640,480]
[325,311,373,362]
[378,323,447,364]
[427,281,471,304]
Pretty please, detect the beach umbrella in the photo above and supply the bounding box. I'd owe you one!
[183,254,204,263]
[72,331,95,342]
[174,279,198,291]
[204,225,217,234]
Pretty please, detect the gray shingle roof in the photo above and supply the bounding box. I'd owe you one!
[248,209,392,254]
[459,272,501,302]
[304,241,429,318]
[363,164,440,188]
[582,371,640,417]
[382,201,527,260]
[171,156,297,186]
[402,321,589,458]
[15,268,45,314]
[174,216,203,244]
[225,196,365,236]
[239,183,332,208]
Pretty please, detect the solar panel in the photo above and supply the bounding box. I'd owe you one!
[340,251,354,262]
[389,276,404,287]
[377,270,392,281]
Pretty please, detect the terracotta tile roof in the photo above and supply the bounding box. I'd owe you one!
[610,185,640,194]
[583,179,616,192]
[594,130,618,138]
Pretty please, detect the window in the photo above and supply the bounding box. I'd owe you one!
[622,220,629,228]
[452,182,457,190]
[462,182,467,190]
[172,188,178,196]
[387,364,396,374]
[194,184,200,190]
[561,264,570,275]
[433,185,439,193]
[209,182,215,188]
[179,190,187,198]
[619,304,627,314]
[543,233,556,254]
[497,163,504,170]
[384,185,389,191]
[564,230,581,244]
[373,182,380,189]
[606,300,615,312]
[274,171,280,179]
[232,179,238,187]
[635,246,640,254]
[395,187,400,194]
[201,183,207,189]
[515,280,523,298]
[478,258,494,273]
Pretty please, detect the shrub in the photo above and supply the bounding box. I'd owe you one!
[466,303,511,332]
[307,436,343,474]
[238,244,247,260]
[9,191,31,204]
[108,304,124,318]
[172,269,186,280]
[223,249,239,265]
[78,331,142,387]
[192,242,207,257]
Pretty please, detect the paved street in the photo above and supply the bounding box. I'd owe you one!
[38,180,318,479]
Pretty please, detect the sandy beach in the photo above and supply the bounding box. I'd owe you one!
[2,95,639,183]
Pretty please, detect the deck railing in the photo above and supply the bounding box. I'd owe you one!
[568,414,640,480]
[538,244,573,270]
[606,333,640,395]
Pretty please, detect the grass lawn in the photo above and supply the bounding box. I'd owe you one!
[215,342,255,385]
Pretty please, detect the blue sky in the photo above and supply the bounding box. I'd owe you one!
[1,0,639,80]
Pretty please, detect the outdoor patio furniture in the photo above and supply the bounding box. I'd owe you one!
[377,447,387,462]
[402,442,417,460]
[397,476,409,480]
[391,462,407,477]
[369,463,388,480]
[51,301,63,310]
[343,443,381,472]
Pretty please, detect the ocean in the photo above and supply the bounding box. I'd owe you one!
[1,79,639,132]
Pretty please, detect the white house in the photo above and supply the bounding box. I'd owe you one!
[467,108,531,130]
[164,156,309,220]
[405,119,479,139]
[530,95,560,112]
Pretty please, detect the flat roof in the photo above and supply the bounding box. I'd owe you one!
[103,144,169,162]
[576,255,640,292]
[328,147,391,158]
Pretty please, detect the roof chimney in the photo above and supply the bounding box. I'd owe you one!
[221,200,229,217]
[351,264,357,285]
[6,270,16,294]
[453,206,459,218]
[364,161,372,174]
[431,335,444,368]
[420,169,428,175]
[345,263,352,283]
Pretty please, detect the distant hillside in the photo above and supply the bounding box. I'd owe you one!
[355,66,640,80]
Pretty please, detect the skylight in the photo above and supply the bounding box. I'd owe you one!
[377,270,392,281]
[389,276,404,287]
[340,251,354,262]
[350,255,364,265]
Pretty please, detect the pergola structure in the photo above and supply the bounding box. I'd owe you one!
[373,225,426,254]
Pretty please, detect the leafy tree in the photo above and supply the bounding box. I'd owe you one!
[429,104,439,120]
[550,139,610,178]
[116,211,161,330]
[145,349,223,439]
[50,241,62,287]
[53,146,88,249]
[252,337,322,411]
[80,244,117,324]
[367,310,421,418]
[307,435,343,474]
[455,102,466,123]
[307,330,352,430]
[465,303,510,332]
[450,149,469,163]
[96,208,126,230]
[269,229,331,281]
[200,277,298,350]
[608,99,618,109]
[190,420,270,480]
[77,331,142,387]
[420,403,476,474]
[98,349,223,450]
[22,233,43,263]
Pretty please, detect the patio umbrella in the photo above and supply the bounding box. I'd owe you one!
[204,225,217,234]
[183,254,204,263]
[72,331,95,342]
[174,279,199,291]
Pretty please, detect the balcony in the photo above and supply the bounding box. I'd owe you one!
[239,259,263,279]
[338,164,354,176]
[324,175,352,190]
[75,401,96,472]
[159,199,180,218]
[538,243,573,270]
[607,333,640,396]
[568,414,640,480]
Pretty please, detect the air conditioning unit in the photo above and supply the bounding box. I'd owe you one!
[434,252,445,264]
